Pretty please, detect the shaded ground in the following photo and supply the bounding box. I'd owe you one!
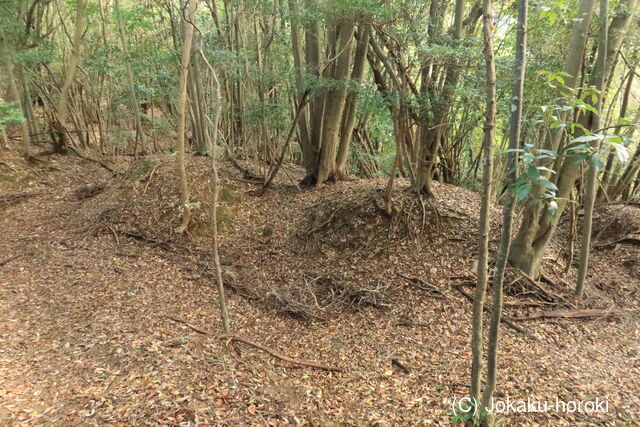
[0,149,638,425]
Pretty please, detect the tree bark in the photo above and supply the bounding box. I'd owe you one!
[316,18,356,183]
[336,24,371,176]
[576,0,609,299]
[288,0,312,171]
[114,0,147,156]
[200,49,231,334]
[175,0,198,234]
[470,0,497,410]
[508,0,597,276]
[481,0,527,414]
[53,0,85,154]
[415,0,465,198]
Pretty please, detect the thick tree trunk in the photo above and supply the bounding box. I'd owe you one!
[336,24,371,176]
[415,0,465,198]
[604,0,639,86]
[316,18,355,183]
[508,0,596,276]
[1,59,31,153]
[288,0,312,172]
[301,7,324,185]
[53,0,85,154]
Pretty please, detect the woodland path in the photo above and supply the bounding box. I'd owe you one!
[0,155,639,425]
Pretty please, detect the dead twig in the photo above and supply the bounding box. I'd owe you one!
[229,335,344,372]
[391,358,410,374]
[594,235,640,249]
[164,315,343,372]
[68,146,118,174]
[510,269,571,306]
[397,272,445,298]
[513,308,639,321]
[0,254,21,267]
[165,315,211,335]
[0,191,38,210]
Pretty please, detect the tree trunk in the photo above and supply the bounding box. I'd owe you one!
[470,0,497,410]
[316,18,355,183]
[415,0,465,198]
[288,0,312,172]
[175,0,198,234]
[508,0,596,276]
[1,58,31,153]
[114,0,147,156]
[336,24,371,176]
[481,0,527,415]
[576,0,608,299]
[301,5,323,185]
[53,0,85,154]
[200,49,231,334]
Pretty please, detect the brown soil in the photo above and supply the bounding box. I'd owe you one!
[0,148,638,425]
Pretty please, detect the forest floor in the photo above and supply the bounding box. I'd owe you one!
[0,148,639,426]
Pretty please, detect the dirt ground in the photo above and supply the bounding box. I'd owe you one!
[0,150,638,425]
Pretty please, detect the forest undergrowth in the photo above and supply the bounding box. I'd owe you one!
[0,149,638,425]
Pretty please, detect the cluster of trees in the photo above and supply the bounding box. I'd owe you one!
[1,0,638,423]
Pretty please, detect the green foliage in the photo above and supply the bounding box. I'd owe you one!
[0,102,25,131]
[507,143,562,215]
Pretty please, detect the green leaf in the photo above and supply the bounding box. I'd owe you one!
[536,166,556,174]
[538,179,558,192]
[535,149,558,158]
[526,165,540,180]
[613,144,629,163]
[572,152,591,164]
[522,152,535,164]
[516,183,531,201]
[570,134,602,143]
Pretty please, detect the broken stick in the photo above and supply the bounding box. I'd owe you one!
[164,315,343,372]
[513,308,639,320]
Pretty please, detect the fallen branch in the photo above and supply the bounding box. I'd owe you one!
[164,315,343,372]
[391,358,410,374]
[229,335,343,372]
[116,229,174,251]
[511,269,570,306]
[453,285,539,341]
[0,191,38,210]
[397,272,445,298]
[595,235,640,249]
[395,320,430,327]
[165,315,211,335]
[513,308,639,320]
[68,146,117,174]
[226,153,263,182]
[0,254,21,267]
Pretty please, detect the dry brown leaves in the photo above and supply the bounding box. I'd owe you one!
[0,148,638,425]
